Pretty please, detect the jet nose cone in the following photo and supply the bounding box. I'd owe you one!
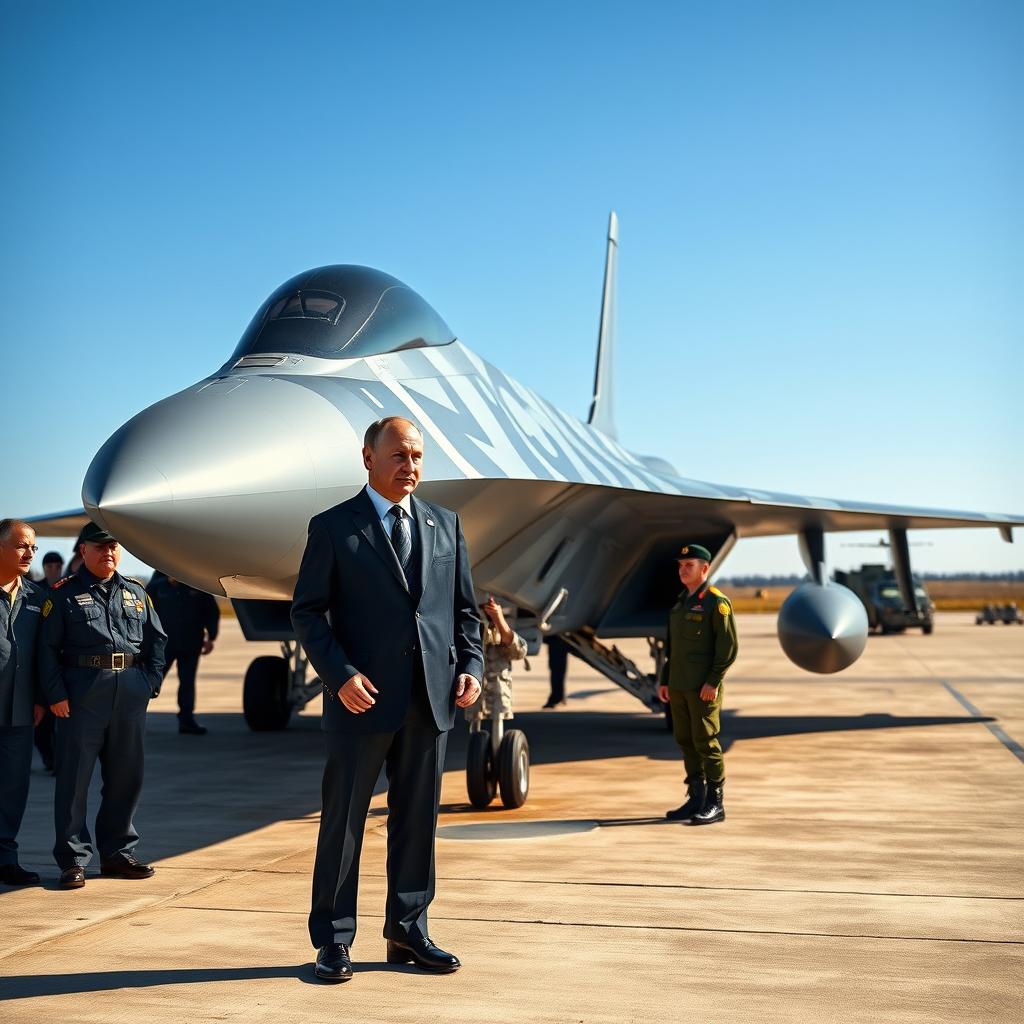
[83,375,363,595]
[84,455,172,524]
[777,582,869,673]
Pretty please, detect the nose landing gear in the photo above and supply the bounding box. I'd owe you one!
[466,713,530,809]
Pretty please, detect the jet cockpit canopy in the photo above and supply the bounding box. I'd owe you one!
[228,265,455,363]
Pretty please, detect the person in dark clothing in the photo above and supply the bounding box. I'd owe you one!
[32,551,65,772]
[39,521,167,889]
[146,572,220,735]
[542,635,572,708]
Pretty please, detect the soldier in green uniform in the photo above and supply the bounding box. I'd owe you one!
[657,544,738,825]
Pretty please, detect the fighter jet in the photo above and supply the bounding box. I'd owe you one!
[28,213,1022,736]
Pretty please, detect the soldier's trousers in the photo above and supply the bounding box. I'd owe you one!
[668,685,724,784]
[0,725,34,866]
[163,645,201,723]
[53,669,148,868]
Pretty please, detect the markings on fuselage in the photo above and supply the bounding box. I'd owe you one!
[359,387,384,409]
[372,374,482,479]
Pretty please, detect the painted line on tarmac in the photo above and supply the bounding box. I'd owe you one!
[941,682,1024,765]
[429,915,1024,946]
[161,905,1024,946]
[427,875,1024,901]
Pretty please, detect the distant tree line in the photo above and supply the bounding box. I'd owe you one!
[719,571,1024,587]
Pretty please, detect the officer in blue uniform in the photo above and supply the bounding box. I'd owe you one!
[146,572,220,735]
[39,521,167,889]
[0,519,47,886]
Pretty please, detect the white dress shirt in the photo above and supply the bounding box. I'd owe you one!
[365,484,417,549]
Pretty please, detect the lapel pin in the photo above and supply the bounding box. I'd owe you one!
[426,518,434,527]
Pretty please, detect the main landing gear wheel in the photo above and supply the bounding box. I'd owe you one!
[243,656,292,731]
[466,730,497,809]
[498,729,530,809]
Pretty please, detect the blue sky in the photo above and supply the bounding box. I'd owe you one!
[1,1,1021,579]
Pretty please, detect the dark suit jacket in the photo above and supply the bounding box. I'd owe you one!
[291,488,483,735]
[0,578,44,727]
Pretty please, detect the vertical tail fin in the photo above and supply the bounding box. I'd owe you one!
[587,211,618,438]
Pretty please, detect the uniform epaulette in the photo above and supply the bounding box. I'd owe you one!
[123,577,147,587]
[709,586,732,615]
[53,576,74,589]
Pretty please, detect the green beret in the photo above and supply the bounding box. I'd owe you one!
[677,543,712,563]
[77,521,117,545]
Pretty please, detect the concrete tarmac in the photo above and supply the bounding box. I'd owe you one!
[1,613,1021,1022]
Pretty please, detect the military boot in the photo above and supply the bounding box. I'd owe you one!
[666,776,707,821]
[688,782,724,825]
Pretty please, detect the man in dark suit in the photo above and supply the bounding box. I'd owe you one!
[291,416,483,983]
[0,520,47,886]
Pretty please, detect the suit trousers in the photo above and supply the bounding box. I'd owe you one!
[53,670,148,868]
[308,679,448,948]
[163,645,202,722]
[0,725,34,866]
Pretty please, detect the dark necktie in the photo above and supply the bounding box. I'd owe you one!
[390,505,413,581]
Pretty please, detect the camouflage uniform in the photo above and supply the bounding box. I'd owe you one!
[464,623,527,723]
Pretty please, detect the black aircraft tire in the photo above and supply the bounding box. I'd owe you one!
[243,656,292,732]
[498,730,530,809]
[466,730,496,809]
[922,622,934,635]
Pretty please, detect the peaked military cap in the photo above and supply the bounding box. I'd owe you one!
[677,543,712,563]
[42,550,63,565]
[77,521,117,545]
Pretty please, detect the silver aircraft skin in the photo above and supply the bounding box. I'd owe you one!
[28,214,1022,713]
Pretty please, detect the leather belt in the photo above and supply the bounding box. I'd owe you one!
[64,653,137,670]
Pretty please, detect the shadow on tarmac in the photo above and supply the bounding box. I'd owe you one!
[2,703,990,885]
[0,962,427,998]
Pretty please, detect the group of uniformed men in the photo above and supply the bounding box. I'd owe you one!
[0,518,218,889]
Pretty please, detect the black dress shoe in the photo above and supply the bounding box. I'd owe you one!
[314,943,353,982]
[541,698,566,709]
[0,864,40,886]
[100,853,155,879]
[386,937,460,973]
[59,865,86,889]
[178,720,207,735]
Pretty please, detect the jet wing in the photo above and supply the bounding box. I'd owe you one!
[677,486,1021,539]
[22,508,91,536]
[452,476,1020,642]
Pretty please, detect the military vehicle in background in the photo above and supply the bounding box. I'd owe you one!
[976,603,1023,625]
[833,565,935,635]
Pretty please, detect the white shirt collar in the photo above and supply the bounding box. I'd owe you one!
[365,483,413,523]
